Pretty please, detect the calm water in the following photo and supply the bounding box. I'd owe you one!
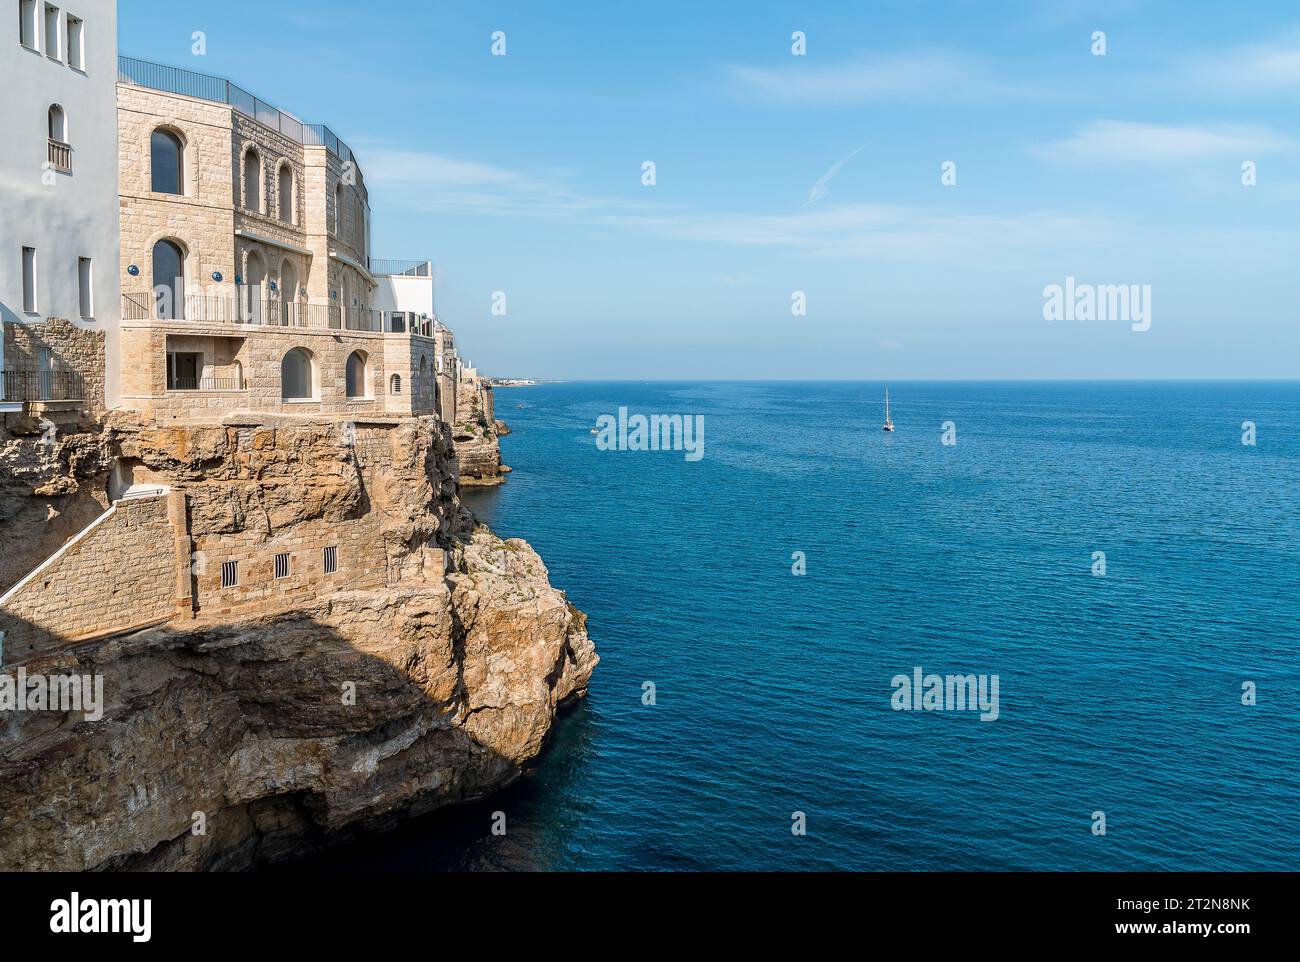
[298,381,1300,871]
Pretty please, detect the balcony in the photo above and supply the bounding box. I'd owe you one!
[117,56,359,178]
[166,376,248,392]
[123,293,383,332]
[2,368,85,403]
[369,259,431,277]
[47,139,71,173]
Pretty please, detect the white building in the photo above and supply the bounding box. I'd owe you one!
[372,260,434,337]
[1,0,120,411]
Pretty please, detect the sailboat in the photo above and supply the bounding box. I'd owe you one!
[882,387,895,432]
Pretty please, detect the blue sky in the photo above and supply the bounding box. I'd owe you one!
[120,0,1300,379]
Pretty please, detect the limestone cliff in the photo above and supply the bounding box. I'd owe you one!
[452,379,510,486]
[0,411,595,870]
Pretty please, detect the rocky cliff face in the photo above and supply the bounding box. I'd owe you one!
[0,411,595,870]
[453,380,510,486]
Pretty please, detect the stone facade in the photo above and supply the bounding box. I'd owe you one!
[115,79,437,422]
[2,317,107,415]
[0,492,183,660]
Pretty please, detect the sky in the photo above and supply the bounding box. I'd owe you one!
[119,0,1300,379]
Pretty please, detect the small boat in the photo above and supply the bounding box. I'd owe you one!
[516,403,526,410]
[882,388,895,432]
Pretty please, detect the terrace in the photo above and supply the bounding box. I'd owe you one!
[117,56,363,184]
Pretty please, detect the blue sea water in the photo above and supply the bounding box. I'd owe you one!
[300,381,1300,871]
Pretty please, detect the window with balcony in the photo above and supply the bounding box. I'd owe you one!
[19,0,37,48]
[42,3,58,58]
[47,103,70,172]
[65,13,81,68]
[150,128,184,194]
[152,239,185,319]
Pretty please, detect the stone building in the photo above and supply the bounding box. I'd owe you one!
[115,57,444,421]
[1,0,121,412]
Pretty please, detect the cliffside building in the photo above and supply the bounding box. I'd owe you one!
[115,57,442,420]
[1,0,121,413]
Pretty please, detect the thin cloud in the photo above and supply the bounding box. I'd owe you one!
[359,145,607,216]
[726,50,1021,106]
[1186,31,1300,95]
[807,145,867,205]
[1033,120,1295,164]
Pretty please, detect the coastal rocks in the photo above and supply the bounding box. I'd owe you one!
[452,377,510,486]
[0,411,595,870]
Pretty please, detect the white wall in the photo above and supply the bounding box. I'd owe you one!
[0,0,120,407]
[373,271,433,333]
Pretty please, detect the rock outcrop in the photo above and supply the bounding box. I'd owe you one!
[452,378,510,486]
[0,410,595,870]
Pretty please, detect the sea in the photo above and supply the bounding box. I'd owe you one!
[293,381,1300,871]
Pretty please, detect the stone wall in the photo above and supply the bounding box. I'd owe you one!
[3,317,106,415]
[0,492,183,661]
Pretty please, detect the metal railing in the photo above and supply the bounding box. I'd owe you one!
[369,259,432,277]
[122,293,383,332]
[117,56,355,170]
[47,139,71,173]
[166,376,248,392]
[2,369,85,403]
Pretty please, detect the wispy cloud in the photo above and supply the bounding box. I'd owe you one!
[1186,30,1300,95]
[726,50,1021,106]
[807,145,867,205]
[610,204,1119,267]
[360,145,606,217]
[1033,120,1295,164]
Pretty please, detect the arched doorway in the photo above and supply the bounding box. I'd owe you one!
[152,239,184,319]
[281,347,315,400]
[245,251,265,325]
[280,259,297,326]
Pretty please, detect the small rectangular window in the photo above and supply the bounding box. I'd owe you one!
[43,4,58,59]
[21,247,37,314]
[323,546,337,575]
[19,0,37,48]
[77,257,92,317]
[65,14,82,69]
[274,552,290,580]
[221,560,238,588]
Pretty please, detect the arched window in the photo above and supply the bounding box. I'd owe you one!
[346,351,369,398]
[389,374,401,395]
[152,239,185,319]
[281,348,315,400]
[243,148,261,212]
[48,104,66,142]
[278,164,294,222]
[150,128,183,194]
[334,183,344,236]
[279,258,297,326]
